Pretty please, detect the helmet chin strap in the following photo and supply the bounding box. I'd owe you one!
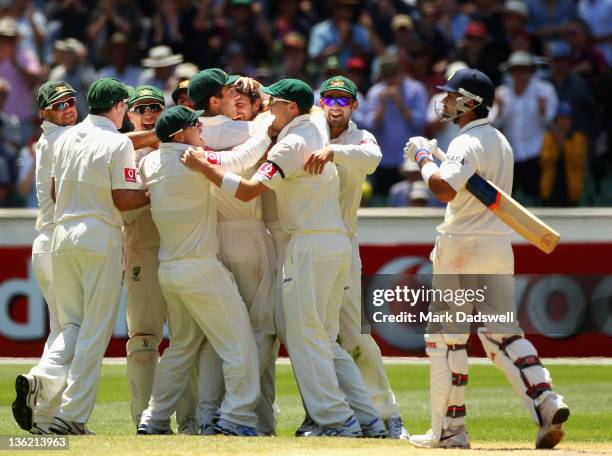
[436,88,484,123]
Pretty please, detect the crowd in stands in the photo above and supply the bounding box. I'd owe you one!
[0,0,610,208]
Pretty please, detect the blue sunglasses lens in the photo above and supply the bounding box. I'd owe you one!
[322,96,352,107]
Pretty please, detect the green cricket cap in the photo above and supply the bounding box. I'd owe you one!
[188,68,239,105]
[36,81,76,109]
[172,79,190,104]
[155,106,204,143]
[263,78,314,112]
[128,85,165,108]
[319,76,357,98]
[86,78,129,111]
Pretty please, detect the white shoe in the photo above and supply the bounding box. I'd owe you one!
[49,416,95,435]
[386,416,410,440]
[178,419,201,435]
[536,393,570,449]
[12,374,38,431]
[304,416,363,438]
[409,427,470,449]
[361,418,388,438]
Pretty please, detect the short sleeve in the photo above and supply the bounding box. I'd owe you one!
[110,138,141,190]
[252,134,305,190]
[439,137,479,191]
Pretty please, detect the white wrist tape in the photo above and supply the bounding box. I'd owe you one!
[420,161,439,185]
[220,172,241,196]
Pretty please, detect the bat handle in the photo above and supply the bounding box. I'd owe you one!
[432,147,447,162]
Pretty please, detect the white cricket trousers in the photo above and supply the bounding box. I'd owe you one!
[281,232,357,427]
[37,222,123,424]
[28,230,71,424]
[140,257,260,428]
[338,235,401,419]
[198,220,278,433]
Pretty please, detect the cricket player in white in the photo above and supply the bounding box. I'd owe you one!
[188,69,279,435]
[137,106,265,436]
[12,82,78,435]
[404,68,570,449]
[182,78,384,437]
[301,76,409,439]
[45,78,149,434]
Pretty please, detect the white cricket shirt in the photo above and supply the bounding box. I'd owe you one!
[437,118,514,236]
[35,120,69,233]
[253,114,346,234]
[140,142,218,262]
[52,115,141,250]
[330,120,381,235]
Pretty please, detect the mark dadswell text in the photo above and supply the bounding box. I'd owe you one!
[372,311,515,324]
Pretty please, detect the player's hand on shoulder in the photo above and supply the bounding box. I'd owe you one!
[304,145,333,175]
[180,146,208,171]
[404,136,437,164]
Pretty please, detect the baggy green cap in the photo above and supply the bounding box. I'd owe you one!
[319,76,357,98]
[188,68,239,105]
[155,106,204,143]
[262,78,314,112]
[36,81,76,109]
[128,85,165,108]
[172,79,190,104]
[86,78,129,111]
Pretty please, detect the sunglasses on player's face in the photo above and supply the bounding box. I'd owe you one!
[45,97,76,112]
[130,103,164,114]
[268,97,292,106]
[169,119,201,138]
[322,96,352,107]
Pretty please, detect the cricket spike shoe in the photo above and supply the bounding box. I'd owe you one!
[49,416,95,435]
[178,419,201,435]
[295,417,316,437]
[361,418,388,438]
[409,427,470,449]
[303,415,363,438]
[136,422,173,435]
[536,393,570,449]
[12,374,38,431]
[213,418,258,436]
[386,416,410,440]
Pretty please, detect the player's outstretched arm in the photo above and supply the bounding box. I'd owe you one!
[126,130,158,151]
[181,148,267,202]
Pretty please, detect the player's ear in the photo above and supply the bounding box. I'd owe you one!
[351,98,358,112]
[319,96,325,108]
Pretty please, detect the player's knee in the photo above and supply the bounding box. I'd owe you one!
[126,334,159,356]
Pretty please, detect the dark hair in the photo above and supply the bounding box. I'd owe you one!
[473,104,489,119]
[90,107,107,115]
[194,87,225,112]
[298,105,311,115]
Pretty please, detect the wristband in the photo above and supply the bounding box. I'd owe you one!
[220,172,241,196]
[415,148,433,164]
[420,161,439,184]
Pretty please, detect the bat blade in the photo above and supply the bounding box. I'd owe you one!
[466,174,560,254]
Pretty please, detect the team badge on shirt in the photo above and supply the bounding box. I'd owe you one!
[256,162,279,179]
[124,168,137,183]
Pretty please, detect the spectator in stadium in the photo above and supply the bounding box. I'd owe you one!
[345,56,370,128]
[223,0,274,65]
[365,54,428,200]
[308,0,373,68]
[0,16,39,143]
[456,22,502,85]
[387,160,436,207]
[409,41,444,96]
[526,0,577,40]
[370,14,415,89]
[278,32,309,81]
[578,0,612,65]
[437,0,471,44]
[49,38,97,121]
[0,78,22,148]
[540,102,587,206]
[98,32,141,87]
[46,0,90,43]
[223,42,255,78]
[271,0,317,41]
[1,0,47,66]
[413,0,453,62]
[493,51,558,203]
[566,18,609,87]
[138,45,183,102]
[546,40,601,147]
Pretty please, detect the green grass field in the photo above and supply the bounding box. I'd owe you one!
[0,360,610,455]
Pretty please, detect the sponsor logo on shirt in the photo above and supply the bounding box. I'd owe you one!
[124,167,137,183]
[446,155,465,166]
[283,277,293,284]
[257,162,278,179]
[206,152,220,165]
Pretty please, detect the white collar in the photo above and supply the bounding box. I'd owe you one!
[459,118,489,134]
[200,115,232,126]
[277,114,312,141]
[335,120,357,141]
[158,142,191,153]
[87,114,119,132]
[41,120,66,135]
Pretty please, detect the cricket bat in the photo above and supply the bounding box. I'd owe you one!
[423,146,560,254]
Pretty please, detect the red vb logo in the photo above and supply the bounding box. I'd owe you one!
[257,162,278,179]
[124,168,137,183]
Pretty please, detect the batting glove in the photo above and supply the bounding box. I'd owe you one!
[404,136,438,165]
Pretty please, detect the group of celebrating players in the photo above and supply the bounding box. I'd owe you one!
[11,65,569,449]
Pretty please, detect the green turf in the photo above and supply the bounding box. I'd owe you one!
[0,362,610,445]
